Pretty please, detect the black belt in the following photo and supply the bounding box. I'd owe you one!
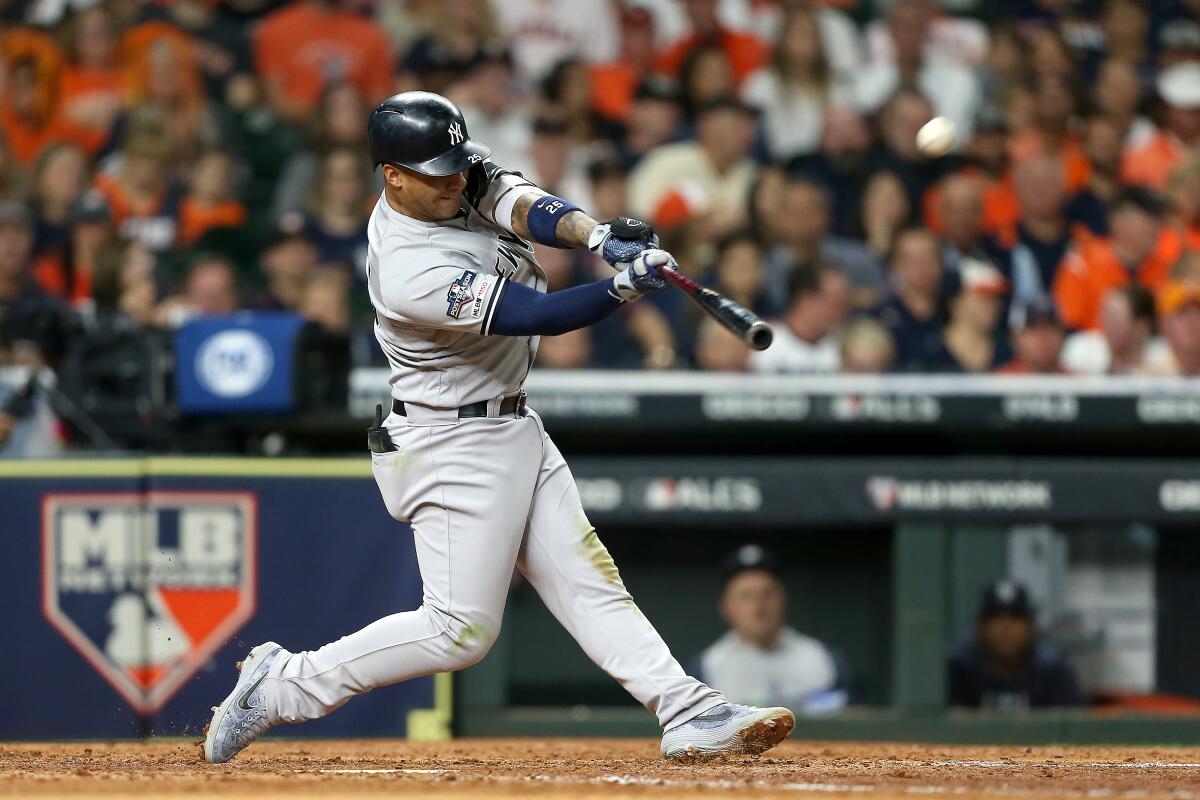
[392,392,527,419]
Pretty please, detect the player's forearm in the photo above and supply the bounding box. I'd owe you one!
[554,210,598,249]
[510,193,597,249]
[489,276,623,337]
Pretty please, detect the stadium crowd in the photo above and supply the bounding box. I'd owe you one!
[2,0,1200,380]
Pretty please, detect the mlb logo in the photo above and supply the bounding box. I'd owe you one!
[42,492,257,714]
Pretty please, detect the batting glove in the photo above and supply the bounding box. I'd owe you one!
[588,217,659,270]
[611,249,672,302]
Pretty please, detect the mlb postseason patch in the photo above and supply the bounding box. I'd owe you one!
[446,270,477,319]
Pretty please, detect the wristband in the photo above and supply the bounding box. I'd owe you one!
[527,195,581,248]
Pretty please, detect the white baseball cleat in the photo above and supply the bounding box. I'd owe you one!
[202,641,285,763]
[660,703,796,760]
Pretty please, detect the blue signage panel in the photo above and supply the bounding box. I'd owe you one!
[175,314,306,414]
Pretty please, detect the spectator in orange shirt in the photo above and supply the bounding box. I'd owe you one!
[145,0,253,100]
[93,121,182,253]
[0,34,70,166]
[122,22,222,165]
[1008,73,1089,195]
[178,150,247,248]
[995,296,1069,375]
[923,107,1018,241]
[1121,62,1200,190]
[590,7,657,123]
[656,0,768,88]
[970,107,1019,238]
[254,0,394,124]
[57,6,125,155]
[1053,188,1170,331]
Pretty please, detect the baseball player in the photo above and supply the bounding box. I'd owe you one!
[203,92,795,763]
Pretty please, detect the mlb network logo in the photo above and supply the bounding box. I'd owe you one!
[42,492,257,714]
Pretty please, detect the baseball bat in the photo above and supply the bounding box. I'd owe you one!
[658,264,774,351]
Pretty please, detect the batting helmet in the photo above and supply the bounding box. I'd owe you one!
[368,91,491,176]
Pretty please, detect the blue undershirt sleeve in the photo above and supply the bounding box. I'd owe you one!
[487,277,624,337]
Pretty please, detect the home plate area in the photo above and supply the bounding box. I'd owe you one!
[4,739,1200,799]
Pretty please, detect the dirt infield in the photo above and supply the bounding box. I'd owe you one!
[4,738,1200,799]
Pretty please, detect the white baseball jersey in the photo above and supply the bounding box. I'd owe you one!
[365,194,546,408]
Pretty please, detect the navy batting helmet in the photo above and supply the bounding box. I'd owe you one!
[368,91,491,176]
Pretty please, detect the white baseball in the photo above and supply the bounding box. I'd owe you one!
[916,116,956,157]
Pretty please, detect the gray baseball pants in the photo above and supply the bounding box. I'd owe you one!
[263,406,723,730]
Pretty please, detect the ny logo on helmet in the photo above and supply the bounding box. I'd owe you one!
[448,122,464,146]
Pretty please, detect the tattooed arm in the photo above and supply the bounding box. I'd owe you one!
[509,192,598,248]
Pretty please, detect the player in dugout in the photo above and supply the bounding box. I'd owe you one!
[694,544,851,715]
[947,580,1086,709]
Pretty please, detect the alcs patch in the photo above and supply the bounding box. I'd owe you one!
[42,492,257,714]
[446,270,477,319]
